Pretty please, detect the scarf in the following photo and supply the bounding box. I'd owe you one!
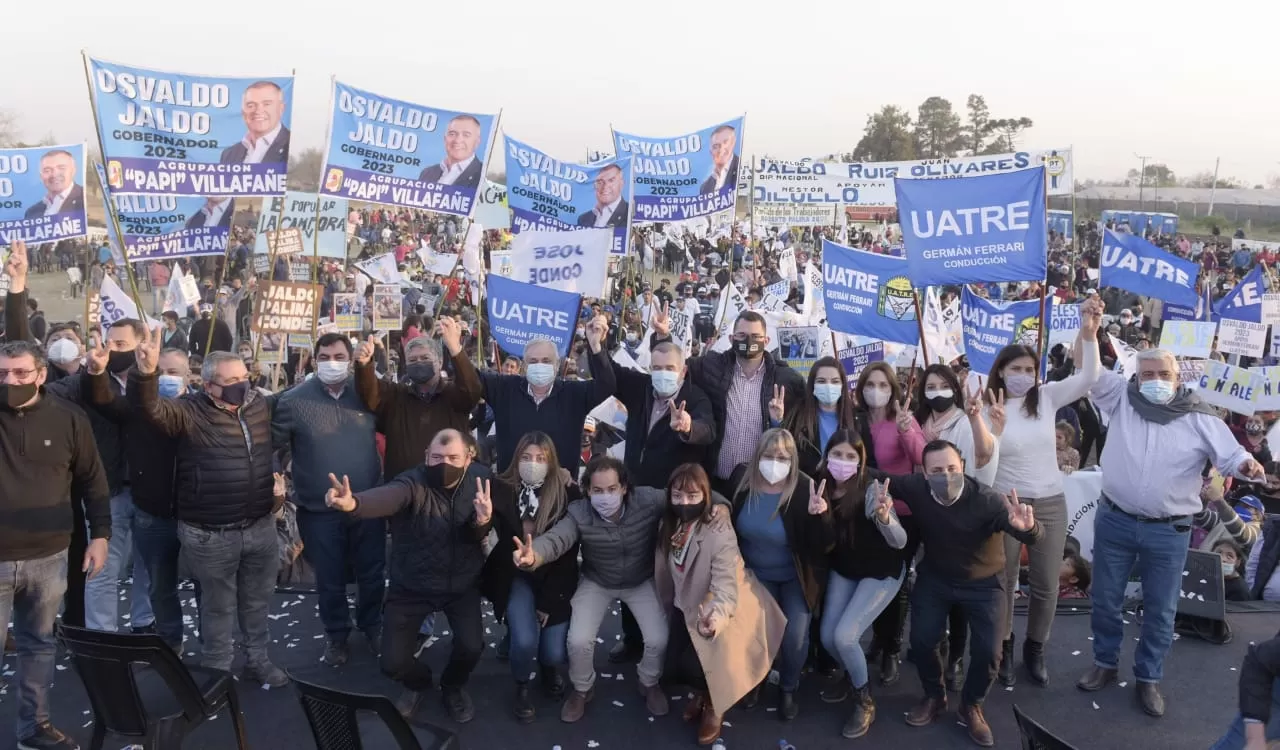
[1127,380,1219,425]
[923,407,962,444]
[517,481,542,520]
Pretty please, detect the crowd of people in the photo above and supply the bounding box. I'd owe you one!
[1,209,1280,750]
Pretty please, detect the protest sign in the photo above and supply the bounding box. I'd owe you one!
[1181,359,1206,391]
[473,179,510,230]
[332,292,360,330]
[263,227,304,256]
[486,274,580,359]
[1099,229,1200,307]
[505,136,631,254]
[764,278,790,300]
[1159,321,1216,358]
[508,228,611,295]
[961,287,1042,378]
[751,203,839,226]
[1216,318,1268,357]
[1215,265,1267,323]
[0,144,88,245]
[614,116,744,222]
[896,167,1047,287]
[837,342,885,381]
[1047,300,1081,347]
[1262,293,1280,327]
[88,57,293,196]
[253,332,286,365]
[255,192,348,258]
[250,281,321,334]
[95,163,227,262]
[320,80,497,217]
[821,239,918,345]
[840,148,1072,195]
[778,326,822,377]
[751,158,895,206]
[372,284,401,329]
[1197,359,1262,415]
[1253,366,1280,410]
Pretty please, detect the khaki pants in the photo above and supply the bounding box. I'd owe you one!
[1003,493,1068,644]
[567,578,668,692]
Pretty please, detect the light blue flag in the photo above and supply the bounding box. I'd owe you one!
[821,239,919,346]
[1099,229,1200,307]
[486,274,581,359]
[0,144,88,245]
[1215,265,1267,324]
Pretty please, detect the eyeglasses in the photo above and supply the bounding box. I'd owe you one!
[0,369,38,380]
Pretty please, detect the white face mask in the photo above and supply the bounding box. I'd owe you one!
[518,460,547,486]
[526,363,556,387]
[758,458,791,484]
[316,361,350,385]
[862,386,891,408]
[47,338,80,364]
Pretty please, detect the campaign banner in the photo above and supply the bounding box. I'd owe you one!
[614,116,743,222]
[1253,366,1280,411]
[505,136,632,255]
[821,239,919,345]
[0,144,89,245]
[1099,229,1200,307]
[764,278,791,300]
[418,249,460,277]
[752,203,838,227]
[778,326,823,377]
[486,274,580,359]
[1048,209,1074,240]
[1215,265,1268,324]
[473,179,510,229]
[1047,300,1081,347]
[250,281,321,334]
[1164,296,1212,323]
[1216,318,1268,358]
[842,148,1073,196]
[1197,360,1262,416]
[88,57,293,196]
[752,158,895,206]
[1159,321,1217,358]
[960,286,1042,378]
[837,342,885,381]
[372,284,402,329]
[255,192,349,259]
[508,228,611,296]
[355,253,399,284]
[896,167,1047,287]
[320,80,497,218]
[332,292,361,330]
[96,162,228,262]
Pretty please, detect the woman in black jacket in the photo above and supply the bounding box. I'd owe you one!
[481,431,580,723]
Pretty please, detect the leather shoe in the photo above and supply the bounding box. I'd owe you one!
[905,695,947,727]
[697,705,723,745]
[958,703,994,747]
[879,651,900,686]
[560,688,593,723]
[640,682,669,716]
[778,690,798,721]
[1076,665,1118,692]
[1137,682,1165,717]
[1023,638,1049,686]
[997,637,1016,687]
[683,691,706,722]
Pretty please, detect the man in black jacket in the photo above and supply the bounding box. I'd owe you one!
[1215,630,1280,748]
[128,333,287,686]
[325,429,493,725]
[0,339,111,750]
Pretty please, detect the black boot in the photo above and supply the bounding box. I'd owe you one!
[1023,638,1049,686]
[998,637,1016,687]
[879,650,899,686]
[842,684,875,739]
[540,665,565,699]
[513,682,535,723]
[865,636,883,663]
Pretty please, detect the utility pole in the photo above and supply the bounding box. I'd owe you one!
[1134,153,1151,212]
[1207,157,1221,216]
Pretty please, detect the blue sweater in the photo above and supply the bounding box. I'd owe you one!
[736,491,795,582]
[271,376,381,512]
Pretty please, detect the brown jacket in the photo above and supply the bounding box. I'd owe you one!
[654,519,786,716]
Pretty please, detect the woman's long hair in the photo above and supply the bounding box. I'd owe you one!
[497,431,568,535]
[987,344,1040,418]
[737,427,801,514]
[912,363,965,427]
[659,463,716,552]
[784,355,855,457]
[819,429,870,528]
[854,361,905,420]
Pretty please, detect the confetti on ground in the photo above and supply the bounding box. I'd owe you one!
[616,674,623,681]
[1071,650,1081,656]
[1092,702,1100,710]
[588,741,600,748]
[1005,686,1014,692]
[612,700,624,707]
[1231,667,1238,671]
[1119,682,1128,688]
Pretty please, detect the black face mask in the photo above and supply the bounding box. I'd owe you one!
[673,502,706,523]
[405,362,436,385]
[0,383,38,409]
[425,461,466,490]
[925,394,955,413]
[214,381,251,406]
[107,350,135,374]
[733,339,763,359]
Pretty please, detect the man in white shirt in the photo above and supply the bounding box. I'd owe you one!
[219,81,291,165]
[698,125,738,195]
[576,164,629,228]
[418,115,483,188]
[24,149,84,219]
[1077,348,1263,718]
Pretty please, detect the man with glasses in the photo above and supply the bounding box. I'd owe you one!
[577,164,629,229]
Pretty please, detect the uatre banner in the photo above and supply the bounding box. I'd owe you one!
[96,163,228,262]
[89,56,294,197]
[320,80,497,218]
[614,116,743,222]
[0,144,88,245]
[752,203,838,226]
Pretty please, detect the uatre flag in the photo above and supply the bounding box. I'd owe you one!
[960,286,1042,378]
[821,238,919,346]
[1215,265,1266,324]
[1099,229,1200,307]
[895,167,1047,287]
[485,274,580,359]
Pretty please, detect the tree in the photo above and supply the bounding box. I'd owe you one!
[0,109,18,148]
[913,96,963,159]
[288,147,323,192]
[962,95,991,155]
[1268,173,1280,190]
[983,117,1035,153]
[1127,163,1177,187]
[851,105,916,162]
[1180,171,1245,189]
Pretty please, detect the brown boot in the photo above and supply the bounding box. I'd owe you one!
[560,688,593,723]
[697,704,723,745]
[905,695,948,727]
[640,682,669,716]
[958,703,994,747]
[683,692,707,722]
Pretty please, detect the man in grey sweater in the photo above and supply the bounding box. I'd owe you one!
[272,332,383,666]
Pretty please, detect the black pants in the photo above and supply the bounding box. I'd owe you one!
[381,588,483,691]
[62,497,88,627]
[909,573,1004,707]
[621,603,643,648]
[663,611,706,692]
[943,606,969,664]
[872,574,910,656]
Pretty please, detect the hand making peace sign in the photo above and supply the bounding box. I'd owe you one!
[808,477,828,515]
[512,533,538,569]
[473,477,493,525]
[669,399,692,434]
[768,384,785,424]
[895,395,914,433]
[871,478,893,522]
[652,302,671,338]
[86,335,109,375]
[325,473,356,512]
[134,325,164,375]
[4,239,28,292]
[986,388,1007,436]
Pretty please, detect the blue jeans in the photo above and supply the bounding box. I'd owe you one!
[85,489,153,631]
[1090,501,1190,682]
[0,551,69,739]
[296,509,386,640]
[820,569,903,689]
[909,572,1005,707]
[1212,678,1280,749]
[506,576,568,681]
[756,575,809,692]
[133,507,200,649]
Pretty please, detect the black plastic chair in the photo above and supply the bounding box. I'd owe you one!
[1012,704,1079,750]
[290,673,458,750]
[57,625,247,750]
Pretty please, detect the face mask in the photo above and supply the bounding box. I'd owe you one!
[625,332,638,343]
[0,383,38,409]
[650,370,680,398]
[673,501,706,522]
[1139,379,1176,404]
[813,383,842,406]
[826,457,859,482]
[47,339,79,364]
[107,349,135,374]
[590,492,623,518]
[526,362,556,387]
[405,361,436,385]
[1246,423,1265,435]
[861,387,891,409]
[758,458,791,484]
[214,380,250,406]
[316,361,350,385]
[927,472,966,505]
[733,338,763,359]
[925,390,955,413]
[158,375,185,399]
[518,461,547,486]
[1222,561,1237,577]
[425,461,466,489]
[1003,372,1035,398]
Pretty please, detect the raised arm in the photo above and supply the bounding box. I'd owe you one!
[128,326,192,437]
[3,241,30,343]
[353,334,397,416]
[582,315,617,410]
[437,317,483,412]
[1043,298,1103,405]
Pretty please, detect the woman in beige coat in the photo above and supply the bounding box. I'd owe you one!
[653,463,787,745]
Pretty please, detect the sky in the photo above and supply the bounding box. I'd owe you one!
[3,0,1277,187]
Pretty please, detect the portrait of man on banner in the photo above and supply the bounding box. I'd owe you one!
[23,148,85,220]
[418,114,485,188]
[219,80,292,166]
[576,163,629,228]
[699,124,739,196]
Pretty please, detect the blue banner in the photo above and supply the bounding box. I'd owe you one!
[486,274,581,359]
[821,239,919,345]
[1048,210,1073,240]
[89,57,293,197]
[896,167,1047,286]
[1099,229,1200,307]
[961,286,1042,378]
[320,81,497,218]
[613,116,743,222]
[837,342,885,382]
[1215,265,1267,323]
[504,136,632,255]
[1164,297,1212,323]
[0,144,88,245]
[95,163,228,262]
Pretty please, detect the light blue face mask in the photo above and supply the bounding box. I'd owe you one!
[526,362,556,387]
[1139,378,1176,404]
[158,375,185,399]
[650,370,680,397]
[813,382,843,406]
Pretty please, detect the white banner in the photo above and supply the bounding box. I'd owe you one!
[710,283,749,352]
[418,248,460,278]
[473,179,510,230]
[255,192,349,259]
[751,203,838,226]
[1159,321,1217,358]
[508,228,612,296]
[1047,300,1082,348]
[1216,318,1268,357]
[355,253,399,284]
[1253,366,1280,411]
[1197,360,1262,415]
[99,275,157,328]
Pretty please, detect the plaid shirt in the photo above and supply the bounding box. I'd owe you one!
[715,361,765,479]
